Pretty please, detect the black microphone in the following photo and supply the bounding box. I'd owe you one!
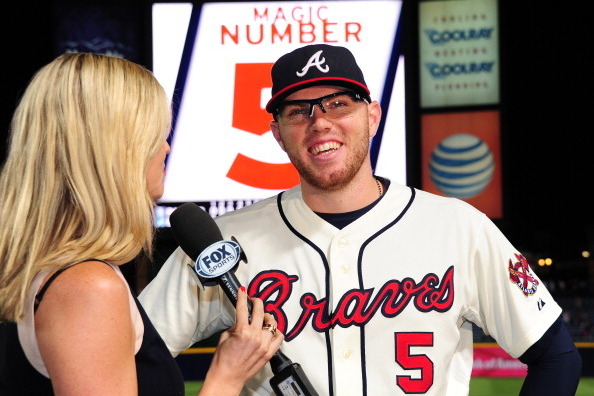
[169,202,246,306]
[169,202,319,396]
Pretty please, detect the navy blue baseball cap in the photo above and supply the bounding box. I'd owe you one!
[265,44,371,113]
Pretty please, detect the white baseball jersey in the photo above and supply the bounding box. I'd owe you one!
[139,181,561,395]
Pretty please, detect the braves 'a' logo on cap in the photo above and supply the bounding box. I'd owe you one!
[508,253,539,296]
[296,50,330,77]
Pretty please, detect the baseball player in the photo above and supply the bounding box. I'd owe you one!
[139,44,581,395]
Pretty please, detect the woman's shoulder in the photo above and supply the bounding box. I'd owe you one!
[35,260,131,321]
[47,260,125,295]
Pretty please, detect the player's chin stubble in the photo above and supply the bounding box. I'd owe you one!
[283,128,371,191]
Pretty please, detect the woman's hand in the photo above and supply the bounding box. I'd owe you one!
[198,286,284,396]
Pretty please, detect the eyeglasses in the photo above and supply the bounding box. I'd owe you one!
[275,91,368,126]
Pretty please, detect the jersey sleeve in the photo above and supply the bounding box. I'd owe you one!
[138,247,234,356]
[467,215,562,358]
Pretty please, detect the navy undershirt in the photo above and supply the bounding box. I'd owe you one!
[518,315,581,395]
[314,177,581,393]
[315,176,389,229]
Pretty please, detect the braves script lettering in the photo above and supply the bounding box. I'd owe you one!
[248,266,455,341]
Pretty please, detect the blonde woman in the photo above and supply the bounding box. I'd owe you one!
[0,53,282,396]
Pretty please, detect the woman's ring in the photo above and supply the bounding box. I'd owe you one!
[262,323,277,336]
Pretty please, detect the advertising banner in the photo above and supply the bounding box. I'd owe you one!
[419,0,499,108]
[472,344,527,378]
[421,110,502,218]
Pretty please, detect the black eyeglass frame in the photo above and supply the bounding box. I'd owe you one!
[274,90,369,120]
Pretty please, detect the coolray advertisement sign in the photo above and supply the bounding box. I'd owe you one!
[419,0,499,108]
[152,1,406,205]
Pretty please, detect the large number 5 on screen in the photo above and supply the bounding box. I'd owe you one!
[227,63,299,190]
[395,332,434,393]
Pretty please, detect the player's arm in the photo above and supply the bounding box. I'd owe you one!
[139,247,204,355]
[518,315,581,396]
[139,246,233,356]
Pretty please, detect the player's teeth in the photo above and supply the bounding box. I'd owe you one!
[311,142,339,155]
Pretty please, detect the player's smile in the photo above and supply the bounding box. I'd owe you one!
[309,140,342,156]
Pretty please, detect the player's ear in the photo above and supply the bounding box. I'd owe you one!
[368,101,382,138]
[270,120,286,152]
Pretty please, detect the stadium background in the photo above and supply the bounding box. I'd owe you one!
[1,0,593,394]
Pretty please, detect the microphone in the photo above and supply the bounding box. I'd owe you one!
[268,350,320,396]
[169,203,319,396]
[169,202,246,306]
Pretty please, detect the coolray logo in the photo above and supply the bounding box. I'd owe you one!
[424,61,495,79]
[195,240,241,279]
[296,50,329,77]
[508,253,539,296]
[423,28,495,45]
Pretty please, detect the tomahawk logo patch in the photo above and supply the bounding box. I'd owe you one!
[508,253,539,296]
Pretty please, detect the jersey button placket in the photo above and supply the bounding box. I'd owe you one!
[329,234,363,395]
[338,238,350,272]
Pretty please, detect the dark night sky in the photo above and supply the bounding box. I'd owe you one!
[496,2,594,259]
[1,1,593,261]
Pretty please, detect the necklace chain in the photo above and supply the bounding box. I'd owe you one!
[374,177,383,197]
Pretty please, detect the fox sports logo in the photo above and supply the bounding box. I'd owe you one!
[195,240,241,278]
[429,133,494,199]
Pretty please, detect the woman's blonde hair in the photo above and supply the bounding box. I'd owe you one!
[0,53,171,321]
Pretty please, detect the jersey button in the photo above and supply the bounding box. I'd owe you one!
[342,349,352,359]
[341,264,349,273]
[338,238,349,247]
